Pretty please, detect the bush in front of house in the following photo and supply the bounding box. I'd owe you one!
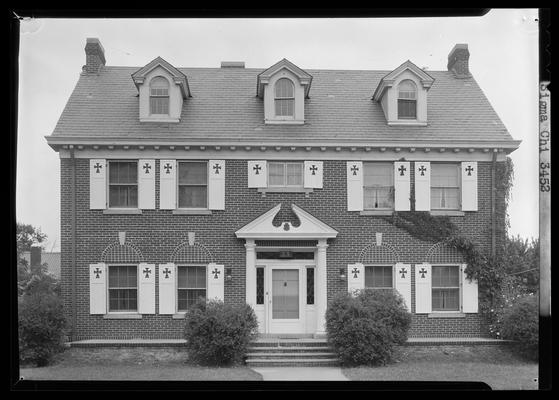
[184,299,259,366]
[325,289,412,366]
[18,292,67,367]
[500,294,539,361]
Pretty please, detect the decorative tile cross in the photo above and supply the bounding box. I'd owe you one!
[143,163,151,174]
[419,268,427,278]
[351,267,360,279]
[163,267,172,279]
[398,165,407,176]
[213,163,222,174]
[164,163,173,174]
[465,165,474,176]
[309,165,318,175]
[399,268,407,279]
[253,164,262,175]
[93,163,103,173]
[93,267,102,278]
[350,165,359,175]
[418,165,427,176]
[212,268,221,279]
[143,267,151,279]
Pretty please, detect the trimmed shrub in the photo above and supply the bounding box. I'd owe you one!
[18,293,67,366]
[325,289,411,366]
[184,299,259,366]
[500,294,538,360]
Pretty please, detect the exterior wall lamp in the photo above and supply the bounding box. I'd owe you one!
[339,268,347,281]
[225,268,233,282]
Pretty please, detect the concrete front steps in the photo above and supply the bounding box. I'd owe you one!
[245,338,339,367]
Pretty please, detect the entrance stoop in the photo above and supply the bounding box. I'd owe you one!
[245,337,339,367]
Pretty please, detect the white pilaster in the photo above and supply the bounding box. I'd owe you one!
[315,239,328,335]
[245,240,257,307]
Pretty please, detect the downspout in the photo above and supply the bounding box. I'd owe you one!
[70,146,77,340]
[491,149,497,258]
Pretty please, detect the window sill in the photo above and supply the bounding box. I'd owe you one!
[387,121,428,126]
[427,312,466,318]
[258,187,313,198]
[103,313,142,319]
[103,209,142,215]
[264,119,305,125]
[359,210,394,216]
[172,313,186,319]
[172,209,212,215]
[430,211,465,217]
[140,117,180,123]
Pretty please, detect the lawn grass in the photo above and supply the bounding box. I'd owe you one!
[342,345,539,390]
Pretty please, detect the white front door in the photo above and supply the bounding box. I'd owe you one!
[265,262,306,334]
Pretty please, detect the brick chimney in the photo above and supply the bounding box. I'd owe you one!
[83,38,106,74]
[30,245,41,269]
[447,44,471,78]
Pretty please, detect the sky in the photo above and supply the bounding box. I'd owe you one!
[16,9,540,252]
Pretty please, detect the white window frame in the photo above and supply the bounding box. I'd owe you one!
[274,78,296,120]
[364,264,394,289]
[106,263,139,314]
[107,160,139,210]
[363,162,395,211]
[430,264,462,313]
[177,160,209,210]
[149,76,170,116]
[268,161,304,188]
[397,79,418,120]
[176,264,208,313]
[431,163,462,211]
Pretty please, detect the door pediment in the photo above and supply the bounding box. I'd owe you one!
[235,204,338,240]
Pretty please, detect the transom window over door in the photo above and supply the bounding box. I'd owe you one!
[177,265,206,311]
[108,161,138,208]
[365,265,393,289]
[431,163,461,210]
[397,80,417,119]
[108,265,138,312]
[268,162,303,187]
[149,76,170,115]
[363,163,394,210]
[432,265,460,311]
[274,78,295,117]
[178,161,208,208]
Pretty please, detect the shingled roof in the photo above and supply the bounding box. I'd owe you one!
[47,64,518,151]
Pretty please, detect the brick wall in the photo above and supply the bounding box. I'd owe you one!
[60,158,505,340]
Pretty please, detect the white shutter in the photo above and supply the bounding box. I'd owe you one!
[138,160,155,210]
[461,264,479,313]
[248,161,267,188]
[158,263,176,314]
[347,263,364,295]
[394,263,411,312]
[394,161,411,211]
[208,160,225,210]
[207,263,224,301]
[461,161,478,211]
[160,160,177,210]
[414,161,431,211]
[90,159,106,209]
[347,162,363,211]
[304,161,323,189]
[89,263,106,314]
[415,263,432,313]
[138,263,155,314]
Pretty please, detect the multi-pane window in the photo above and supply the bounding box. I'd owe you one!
[365,265,393,289]
[268,162,303,187]
[431,163,461,210]
[149,76,170,115]
[178,161,208,208]
[108,265,138,312]
[108,161,138,208]
[177,265,206,311]
[256,267,265,305]
[432,265,460,311]
[397,80,417,119]
[363,163,394,210]
[274,78,295,117]
[306,267,315,305]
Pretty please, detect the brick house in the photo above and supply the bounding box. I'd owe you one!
[46,38,519,341]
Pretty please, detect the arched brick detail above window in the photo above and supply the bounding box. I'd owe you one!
[358,242,400,264]
[170,242,214,264]
[101,240,144,264]
[425,242,465,264]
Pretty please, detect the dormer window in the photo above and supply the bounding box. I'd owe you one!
[149,77,170,115]
[397,80,417,119]
[275,78,295,117]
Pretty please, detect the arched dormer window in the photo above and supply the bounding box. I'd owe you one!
[274,78,295,117]
[397,80,417,119]
[150,76,170,115]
